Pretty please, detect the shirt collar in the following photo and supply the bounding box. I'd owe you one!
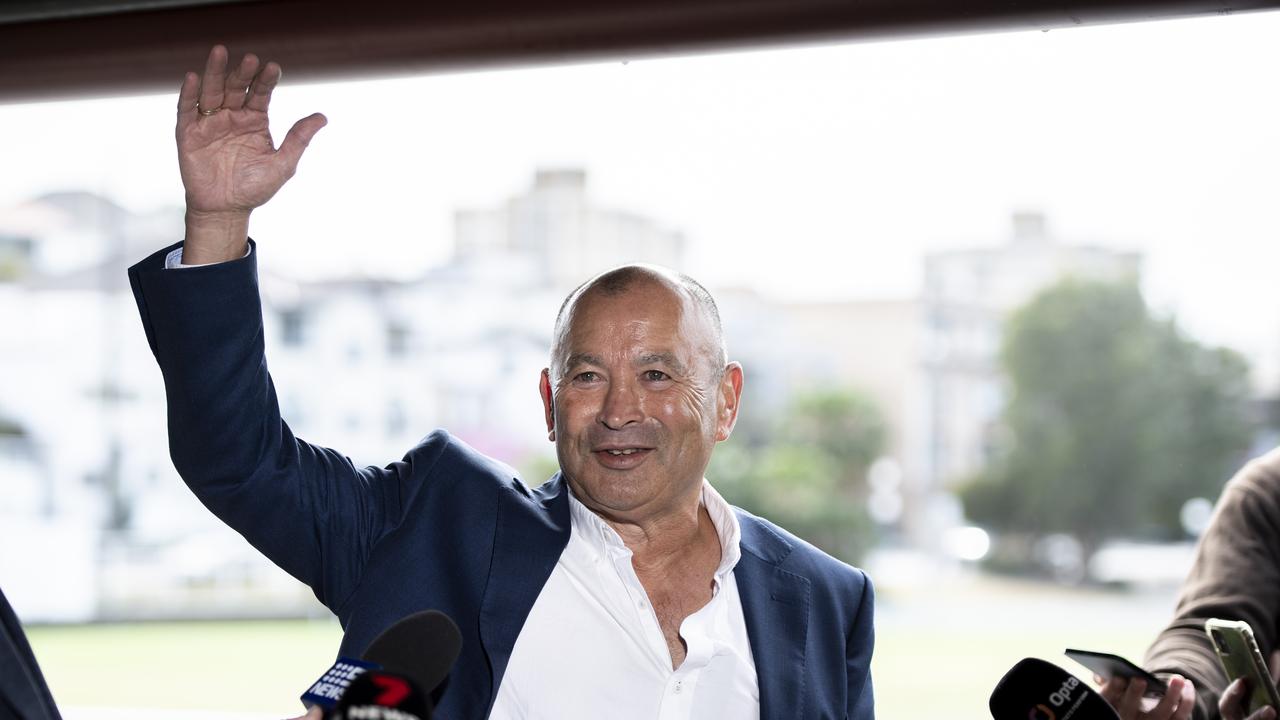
[565,479,743,578]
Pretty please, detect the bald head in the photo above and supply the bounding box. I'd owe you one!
[550,265,727,381]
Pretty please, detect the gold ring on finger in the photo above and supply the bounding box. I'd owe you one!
[197,103,223,116]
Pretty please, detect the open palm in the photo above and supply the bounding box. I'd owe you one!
[176,46,325,232]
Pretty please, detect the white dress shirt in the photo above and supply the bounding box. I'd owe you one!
[165,245,249,268]
[490,481,760,720]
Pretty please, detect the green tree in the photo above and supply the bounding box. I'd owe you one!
[961,278,1254,558]
[710,388,886,564]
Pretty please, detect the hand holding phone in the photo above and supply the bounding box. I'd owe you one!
[1065,648,1167,698]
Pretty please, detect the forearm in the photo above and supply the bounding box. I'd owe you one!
[130,240,273,484]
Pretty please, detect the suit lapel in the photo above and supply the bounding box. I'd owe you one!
[478,474,571,710]
[735,511,812,720]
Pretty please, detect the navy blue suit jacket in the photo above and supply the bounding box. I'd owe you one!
[128,241,875,719]
[0,587,61,720]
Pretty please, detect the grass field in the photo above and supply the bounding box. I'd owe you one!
[25,574,1173,719]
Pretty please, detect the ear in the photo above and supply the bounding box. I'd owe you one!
[539,368,555,441]
[715,362,744,442]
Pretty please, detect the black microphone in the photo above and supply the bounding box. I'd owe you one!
[302,609,463,716]
[362,609,462,699]
[990,658,1120,720]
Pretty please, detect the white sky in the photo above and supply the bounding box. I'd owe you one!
[4,11,1280,381]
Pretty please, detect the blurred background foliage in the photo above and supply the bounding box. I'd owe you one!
[961,278,1256,573]
[710,388,887,565]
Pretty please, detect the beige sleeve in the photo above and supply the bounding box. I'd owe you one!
[1145,448,1280,720]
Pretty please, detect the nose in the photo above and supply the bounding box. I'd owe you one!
[598,377,643,430]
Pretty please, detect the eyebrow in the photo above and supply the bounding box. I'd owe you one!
[636,352,687,375]
[564,353,605,371]
[560,351,689,375]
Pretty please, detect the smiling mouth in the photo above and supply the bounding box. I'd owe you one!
[593,447,653,465]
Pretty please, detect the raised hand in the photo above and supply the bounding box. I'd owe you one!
[176,45,327,264]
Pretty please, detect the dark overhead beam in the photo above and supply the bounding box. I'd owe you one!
[0,0,259,25]
[2,0,1278,104]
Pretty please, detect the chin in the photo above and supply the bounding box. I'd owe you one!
[571,475,654,513]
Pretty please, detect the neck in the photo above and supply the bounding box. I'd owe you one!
[577,482,716,565]
[612,505,704,562]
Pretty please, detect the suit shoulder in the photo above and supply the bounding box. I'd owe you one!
[735,507,869,594]
[405,428,517,475]
[399,429,528,494]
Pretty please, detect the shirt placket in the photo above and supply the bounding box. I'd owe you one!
[607,544,673,673]
[657,579,724,720]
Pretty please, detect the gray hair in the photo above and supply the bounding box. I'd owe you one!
[551,264,727,378]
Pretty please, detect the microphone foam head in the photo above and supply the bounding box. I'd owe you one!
[362,609,463,696]
[989,658,1119,720]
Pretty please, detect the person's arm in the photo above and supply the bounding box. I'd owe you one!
[1144,450,1280,720]
[130,46,396,611]
[131,240,409,610]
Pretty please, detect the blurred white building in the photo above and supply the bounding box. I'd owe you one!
[0,171,688,621]
[0,184,1147,618]
[776,299,928,529]
[0,192,244,622]
[454,168,686,293]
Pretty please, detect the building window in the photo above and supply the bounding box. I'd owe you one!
[280,309,306,347]
[387,322,410,357]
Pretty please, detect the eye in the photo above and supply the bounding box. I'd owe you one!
[643,370,670,382]
[574,371,601,383]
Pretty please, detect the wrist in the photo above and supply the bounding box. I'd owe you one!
[183,209,251,264]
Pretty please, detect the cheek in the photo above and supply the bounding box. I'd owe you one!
[658,387,713,431]
[555,394,599,434]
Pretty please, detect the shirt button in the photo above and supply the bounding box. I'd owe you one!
[674,680,683,694]
[638,600,646,609]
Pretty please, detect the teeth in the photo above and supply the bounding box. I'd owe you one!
[606,449,638,455]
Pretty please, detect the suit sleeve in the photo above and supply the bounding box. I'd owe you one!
[846,570,875,720]
[1144,451,1280,720]
[128,240,404,612]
